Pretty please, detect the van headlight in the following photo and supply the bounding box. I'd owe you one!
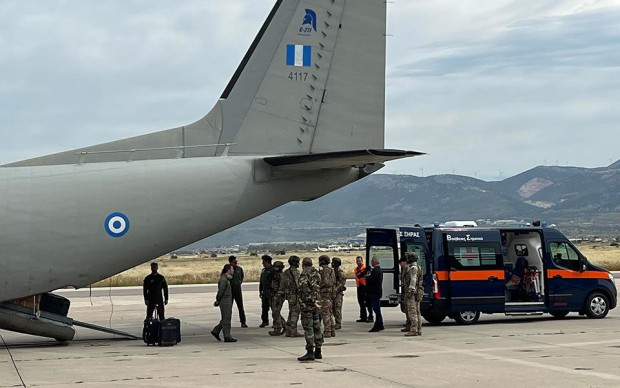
[609,272,616,285]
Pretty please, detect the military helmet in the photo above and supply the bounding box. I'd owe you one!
[318,255,330,266]
[273,260,284,270]
[302,257,313,267]
[288,255,300,266]
[331,257,342,268]
[406,252,418,264]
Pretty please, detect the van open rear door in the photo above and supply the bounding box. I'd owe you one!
[399,227,432,312]
[366,228,399,306]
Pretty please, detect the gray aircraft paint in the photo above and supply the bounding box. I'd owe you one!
[0,0,419,305]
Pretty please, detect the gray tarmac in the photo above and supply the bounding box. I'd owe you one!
[2,280,620,387]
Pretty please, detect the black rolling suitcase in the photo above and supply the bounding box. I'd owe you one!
[159,318,181,346]
[143,318,161,346]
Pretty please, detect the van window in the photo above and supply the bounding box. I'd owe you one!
[404,243,427,275]
[448,243,501,270]
[369,246,395,269]
[550,242,580,271]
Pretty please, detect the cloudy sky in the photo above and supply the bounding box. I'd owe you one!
[1,0,619,180]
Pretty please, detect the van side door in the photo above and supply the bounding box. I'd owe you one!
[442,230,505,313]
[366,228,399,305]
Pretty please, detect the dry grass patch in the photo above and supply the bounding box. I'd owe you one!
[92,245,620,288]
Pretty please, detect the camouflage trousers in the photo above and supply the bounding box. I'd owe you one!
[271,295,286,331]
[400,298,410,326]
[332,294,343,328]
[406,294,421,334]
[286,295,301,334]
[301,307,323,350]
[319,296,333,333]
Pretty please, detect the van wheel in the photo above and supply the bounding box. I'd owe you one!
[453,311,480,325]
[422,314,446,325]
[549,311,569,319]
[584,292,609,319]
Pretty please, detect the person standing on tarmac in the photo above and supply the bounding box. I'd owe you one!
[211,264,237,343]
[143,262,169,320]
[283,256,304,337]
[298,257,323,362]
[331,257,347,330]
[259,255,274,328]
[354,256,373,323]
[228,255,248,328]
[367,256,384,332]
[403,253,423,337]
[269,261,287,336]
[318,255,336,338]
[399,256,411,330]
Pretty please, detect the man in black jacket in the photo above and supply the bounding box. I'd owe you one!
[229,255,248,328]
[366,256,384,332]
[259,255,274,328]
[143,262,169,320]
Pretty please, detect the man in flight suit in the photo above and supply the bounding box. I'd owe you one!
[143,262,169,320]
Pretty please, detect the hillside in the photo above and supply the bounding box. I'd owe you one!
[191,161,619,246]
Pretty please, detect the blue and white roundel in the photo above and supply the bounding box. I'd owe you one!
[105,212,130,238]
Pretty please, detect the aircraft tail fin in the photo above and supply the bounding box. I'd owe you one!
[6,0,389,167]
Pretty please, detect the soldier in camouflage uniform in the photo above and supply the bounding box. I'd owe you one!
[297,257,324,362]
[269,261,287,336]
[402,253,423,337]
[318,255,336,338]
[331,257,347,330]
[283,256,304,337]
[400,257,411,331]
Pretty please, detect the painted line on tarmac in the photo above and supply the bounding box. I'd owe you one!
[411,340,620,382]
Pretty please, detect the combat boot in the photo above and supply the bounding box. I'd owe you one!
[331,328,336,337]
[323,331,332,338]
[334,324,342,330]
[259,321,269,328]
[269,328,283,336]
[314,347,322,360]
[404,332,419,337]
[401,326,410,332]
[298,348,315,362]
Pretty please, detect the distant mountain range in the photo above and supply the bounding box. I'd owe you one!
[190,161,619,248]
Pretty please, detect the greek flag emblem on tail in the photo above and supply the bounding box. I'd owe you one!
[286,45,312,67]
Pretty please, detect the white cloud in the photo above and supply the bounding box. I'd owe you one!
[0,0,618,178]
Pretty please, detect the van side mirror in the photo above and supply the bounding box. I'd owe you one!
[579,256,586,272]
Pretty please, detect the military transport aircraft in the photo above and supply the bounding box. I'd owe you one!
[0,0,422,340]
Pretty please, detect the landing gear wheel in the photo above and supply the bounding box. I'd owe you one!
[453,311,480,325]
[549,311,569,319]
[584,292,609,319]
[422,314,446,325]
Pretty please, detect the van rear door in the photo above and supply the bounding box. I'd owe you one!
[399,227,432,309]
[366,228,399,305]
[442,230,505,313]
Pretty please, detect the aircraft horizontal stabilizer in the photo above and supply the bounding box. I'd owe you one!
[263,149,424,170]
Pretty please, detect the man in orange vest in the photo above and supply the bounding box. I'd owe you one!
[354,256,373,323]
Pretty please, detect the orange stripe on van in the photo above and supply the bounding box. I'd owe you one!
[547,269,610,280]
[434,270,505,281]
